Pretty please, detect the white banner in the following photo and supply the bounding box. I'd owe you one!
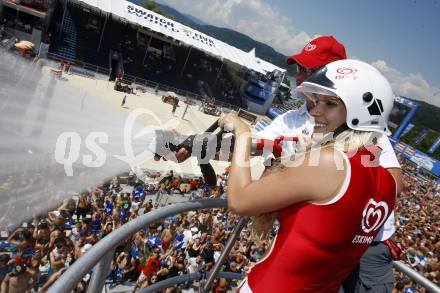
[74,0,284,73]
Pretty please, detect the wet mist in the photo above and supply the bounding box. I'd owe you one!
[0,51,159,229]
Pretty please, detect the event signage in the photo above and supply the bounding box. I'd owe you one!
[413,128,429,146]
[76,0,282,73]
[126,4,215,47]
[428,135,440,154]
[391,96,419,140]
[395,96,418,109]
[401,123,414,137]
[390,137,440,177]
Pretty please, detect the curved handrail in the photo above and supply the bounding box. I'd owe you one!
[139,272,243,293]
[47,198,227,293]
[393,261,440,293]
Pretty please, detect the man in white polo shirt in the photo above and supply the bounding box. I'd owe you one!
[258,35,402,293]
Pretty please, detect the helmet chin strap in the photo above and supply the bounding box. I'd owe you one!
[333,123,350,138]
[310,123,350,149]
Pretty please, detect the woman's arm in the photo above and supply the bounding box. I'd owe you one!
[221,114,347,216]
[386,168,402,194]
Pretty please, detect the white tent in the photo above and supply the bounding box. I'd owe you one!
[72,0,285,74]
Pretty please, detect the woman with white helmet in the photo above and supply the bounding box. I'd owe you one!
[219,59,397,293]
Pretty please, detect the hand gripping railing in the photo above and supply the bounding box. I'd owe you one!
[47,199,227,293]
[48,197,440,293]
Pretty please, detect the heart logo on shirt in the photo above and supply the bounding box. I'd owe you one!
[361,199,389,233]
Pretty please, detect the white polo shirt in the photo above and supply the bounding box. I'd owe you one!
[257,103,313,138]
[256,103,400,241]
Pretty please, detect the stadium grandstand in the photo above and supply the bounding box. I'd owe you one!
[0,1,439,293]
[1,0,290,111]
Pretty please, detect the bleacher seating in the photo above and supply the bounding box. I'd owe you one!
[46,2,266,109]
[48,3,78,62]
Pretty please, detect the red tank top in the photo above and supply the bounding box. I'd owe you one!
[245,149,396,293]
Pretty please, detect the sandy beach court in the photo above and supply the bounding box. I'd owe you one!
[61,69,266,179]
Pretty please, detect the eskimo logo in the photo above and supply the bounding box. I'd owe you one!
[361,199,389,233]
[336,67,358,74]
[304,43,316,51]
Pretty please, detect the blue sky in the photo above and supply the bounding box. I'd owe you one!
[155,0,440,107]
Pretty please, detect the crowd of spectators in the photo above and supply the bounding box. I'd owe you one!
[0,156,439,292]
[0,168,270,292]
[392,157,440,292]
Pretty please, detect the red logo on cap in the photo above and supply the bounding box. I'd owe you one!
[336,67,358,74]
[304,43,316,51]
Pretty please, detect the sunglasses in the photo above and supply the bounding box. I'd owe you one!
[294,64,322,76]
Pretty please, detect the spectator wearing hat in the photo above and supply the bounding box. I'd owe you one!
[0,257,34,293]
[255,35,347,147]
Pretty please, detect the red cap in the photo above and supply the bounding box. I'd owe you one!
[15,256,26,265]
[286,36,346,68]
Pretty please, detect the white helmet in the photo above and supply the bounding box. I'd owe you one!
[297,59,394,135]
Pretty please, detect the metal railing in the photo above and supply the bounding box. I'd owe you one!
[45,52,242,112]
[393,261,440,293]
[46,198,440,293]
[47,199,228,293]
[140,272,243,293]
